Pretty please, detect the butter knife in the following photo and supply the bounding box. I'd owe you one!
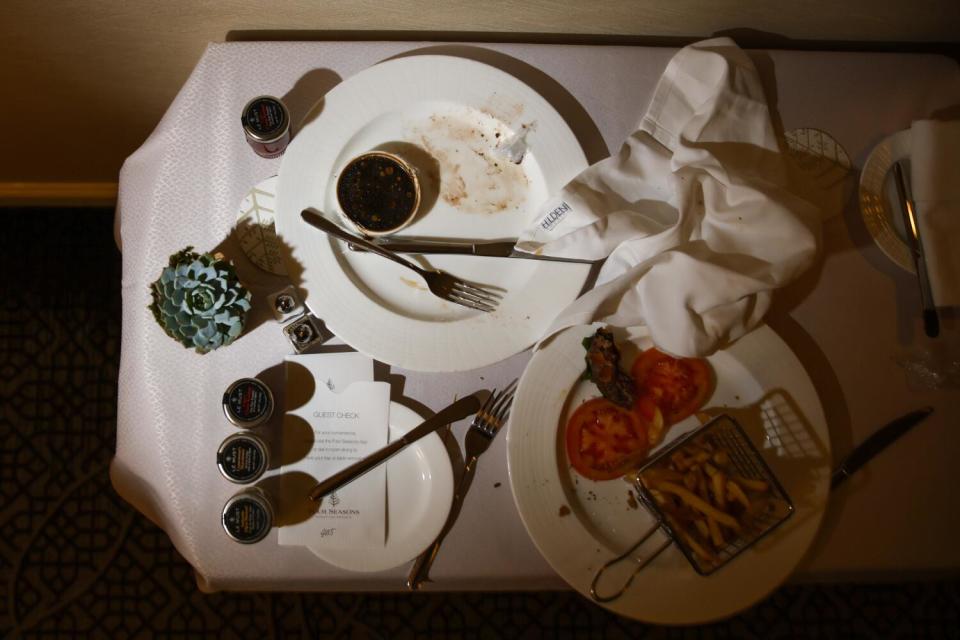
[308,394,481,502]
[347,238,596,264]
[893,162,939,338]
[831,406,932,489]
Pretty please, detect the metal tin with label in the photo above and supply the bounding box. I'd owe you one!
[223,377,274,428]
[217,433,269,484]
[241,96,290,158]
[222,487,274,544]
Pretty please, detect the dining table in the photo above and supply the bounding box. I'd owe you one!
[111,38,960,602]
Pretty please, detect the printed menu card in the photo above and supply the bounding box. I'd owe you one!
[279,352,390,549]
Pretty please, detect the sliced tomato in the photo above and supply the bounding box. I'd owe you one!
[565,398,650,481]
[631,348,712,425]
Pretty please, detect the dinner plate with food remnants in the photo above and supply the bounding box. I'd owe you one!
[506,324,831,623]
[275,55,589,372]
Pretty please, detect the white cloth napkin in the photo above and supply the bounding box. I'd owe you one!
[910,119,960,307]
[517,38,820,357]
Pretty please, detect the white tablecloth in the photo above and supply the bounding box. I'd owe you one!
[113,41,960,592]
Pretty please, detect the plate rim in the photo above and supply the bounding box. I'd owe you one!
[505,323,831,624]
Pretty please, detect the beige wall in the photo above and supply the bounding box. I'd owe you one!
[2,0,958,203]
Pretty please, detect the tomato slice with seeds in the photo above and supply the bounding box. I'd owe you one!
[631,348,712,425]
[565,398,650,481]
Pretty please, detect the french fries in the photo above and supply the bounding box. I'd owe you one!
[637,430,776,569]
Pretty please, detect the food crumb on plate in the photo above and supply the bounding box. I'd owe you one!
[494,482,502,488]
[558,505,571,517]
[399,277,427,291]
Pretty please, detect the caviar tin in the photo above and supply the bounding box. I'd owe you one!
[217,432,270,484]
[222,377,274,428]
[221,487,274,544]
[335,151,421,236]
[241,96,291,158]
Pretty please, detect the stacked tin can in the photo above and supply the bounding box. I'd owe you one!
[219,377,276,544]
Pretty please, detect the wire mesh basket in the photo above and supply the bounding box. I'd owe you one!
[590,414,794,602]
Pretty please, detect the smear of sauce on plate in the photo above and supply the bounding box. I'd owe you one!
[481,93,525,124]
[400,277,427,291]
[407,107,529,216]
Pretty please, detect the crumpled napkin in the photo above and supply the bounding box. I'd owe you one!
[910,119,960,308]
[517,38,821,357]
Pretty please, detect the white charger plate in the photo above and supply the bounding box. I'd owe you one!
[275,55,590,372]
[306,402,453,572]
[506,324,831,623]
[859,129,914,273]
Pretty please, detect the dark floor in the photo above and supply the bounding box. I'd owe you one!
[1,208,958,639]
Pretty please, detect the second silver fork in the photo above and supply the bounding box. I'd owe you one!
[406,381,517,590]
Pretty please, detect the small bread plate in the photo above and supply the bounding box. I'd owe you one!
[859,129,914,273]
[306,403,454,572]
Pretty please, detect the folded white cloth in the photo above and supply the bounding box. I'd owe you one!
[910,119,960,307]
[517,38,820,357]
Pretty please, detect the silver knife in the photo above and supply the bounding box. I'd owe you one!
[347,238,596,264]
[893,162,939,338]
[831,406,932,489]
[308,394,481,502]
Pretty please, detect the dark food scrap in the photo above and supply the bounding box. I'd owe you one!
[583,328,636,409]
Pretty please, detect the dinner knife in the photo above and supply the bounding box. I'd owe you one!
[347,238,596,264]
[830,406,932,489]
[893,162,939,338]
[308,394,481,502]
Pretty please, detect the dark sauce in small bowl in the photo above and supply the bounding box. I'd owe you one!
[336,152,420,235]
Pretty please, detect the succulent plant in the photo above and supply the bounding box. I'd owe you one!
[149,247,252,354]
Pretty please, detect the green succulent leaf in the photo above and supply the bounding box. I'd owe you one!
[148,246,251,354]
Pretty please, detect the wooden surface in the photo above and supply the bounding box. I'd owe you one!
[1,0,958,198]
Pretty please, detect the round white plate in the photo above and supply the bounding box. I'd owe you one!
[507,324,831,624]
[307,402,453,572]
[275,55,590,372]
[859,129,914,273]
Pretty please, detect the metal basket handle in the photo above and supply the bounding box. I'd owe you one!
[589,520,672,603]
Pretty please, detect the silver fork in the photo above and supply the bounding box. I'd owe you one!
[301,208,502,312]
[406,380,518,590]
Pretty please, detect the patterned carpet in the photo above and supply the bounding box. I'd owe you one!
[1,208,958,639]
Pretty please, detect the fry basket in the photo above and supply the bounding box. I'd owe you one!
[590,414,794,603]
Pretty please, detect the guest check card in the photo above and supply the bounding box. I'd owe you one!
[279,353,390,550]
